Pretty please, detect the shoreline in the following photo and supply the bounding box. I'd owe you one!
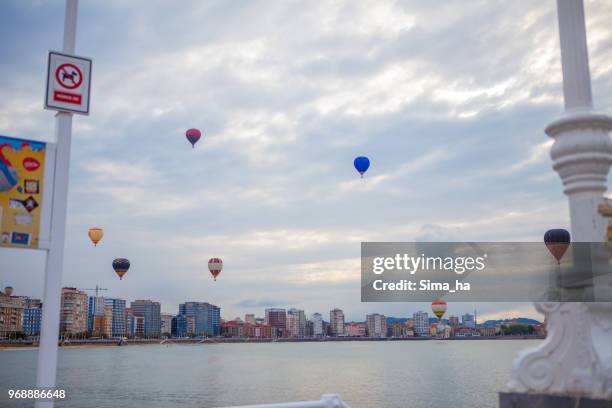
[0,335,544,350]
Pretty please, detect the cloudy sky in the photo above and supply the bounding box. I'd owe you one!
[1,0,611,322]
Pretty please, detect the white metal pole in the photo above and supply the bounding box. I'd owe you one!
[556,0,593,112]
[35,1,78,407]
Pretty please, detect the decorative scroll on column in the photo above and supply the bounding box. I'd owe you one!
[508,302,612,397]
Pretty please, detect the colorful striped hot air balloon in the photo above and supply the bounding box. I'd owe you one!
[431,300,447,320]
[208,258,223,281]
[88,227,104,246]
[112,258,130,280]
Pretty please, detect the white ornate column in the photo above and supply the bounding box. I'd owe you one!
[503,0,612,404]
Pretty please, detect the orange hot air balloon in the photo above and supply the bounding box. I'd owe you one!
[431,300,447,320]
[88,227,104,246]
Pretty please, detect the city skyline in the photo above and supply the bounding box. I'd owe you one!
[2,1,612,323]
[1,286,539,331]
[0,281,543,322]
[2,287,542,342]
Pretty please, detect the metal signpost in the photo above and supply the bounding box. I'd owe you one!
[35,1,90,407]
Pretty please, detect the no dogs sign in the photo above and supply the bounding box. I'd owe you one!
[45,51,92,115]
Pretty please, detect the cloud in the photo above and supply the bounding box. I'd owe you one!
[234,298,290,309]
[509,140,554,173]
[416,224,464,242]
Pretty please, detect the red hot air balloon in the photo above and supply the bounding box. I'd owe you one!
[544,229,571,264]
[185,129,201,148]
[208,258,223,281]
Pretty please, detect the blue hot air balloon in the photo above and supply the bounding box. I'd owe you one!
[354,156,370,178]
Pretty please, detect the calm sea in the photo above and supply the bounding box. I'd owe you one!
[0,340,541,408]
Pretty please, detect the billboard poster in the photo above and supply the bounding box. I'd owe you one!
[0,135,47,249]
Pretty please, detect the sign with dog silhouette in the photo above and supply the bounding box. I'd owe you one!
[45,51,92,115]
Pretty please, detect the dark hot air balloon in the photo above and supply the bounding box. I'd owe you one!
[208,258,223,281]
[354,156,370,178]
[186,129,201,148]
[4,286,13,296]
[544,229,570,264]
[112,258,130,280]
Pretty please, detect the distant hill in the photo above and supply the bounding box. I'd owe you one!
[386,317,448,325]
[482,318,541,328]
[385,316,541,327]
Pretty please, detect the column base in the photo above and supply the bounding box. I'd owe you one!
[500,392,612,408]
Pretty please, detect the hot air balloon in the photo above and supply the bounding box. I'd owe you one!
[88,227,104,246]
[185,128,201,148]
[353,156,370,178]
[544,229,570,264]
[112,258,130,280]
[4,286,13,296]
[431,300,447,320]
[208,258,223,281]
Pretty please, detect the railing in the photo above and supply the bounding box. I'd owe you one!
[218,394,350,408]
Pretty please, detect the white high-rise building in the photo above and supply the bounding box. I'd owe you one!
[366,313,387,338]
[329,308,345,337]
[312,313,323,337]
[286,308,306,338]
[413,311,429,337]
[160,313,173,335]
